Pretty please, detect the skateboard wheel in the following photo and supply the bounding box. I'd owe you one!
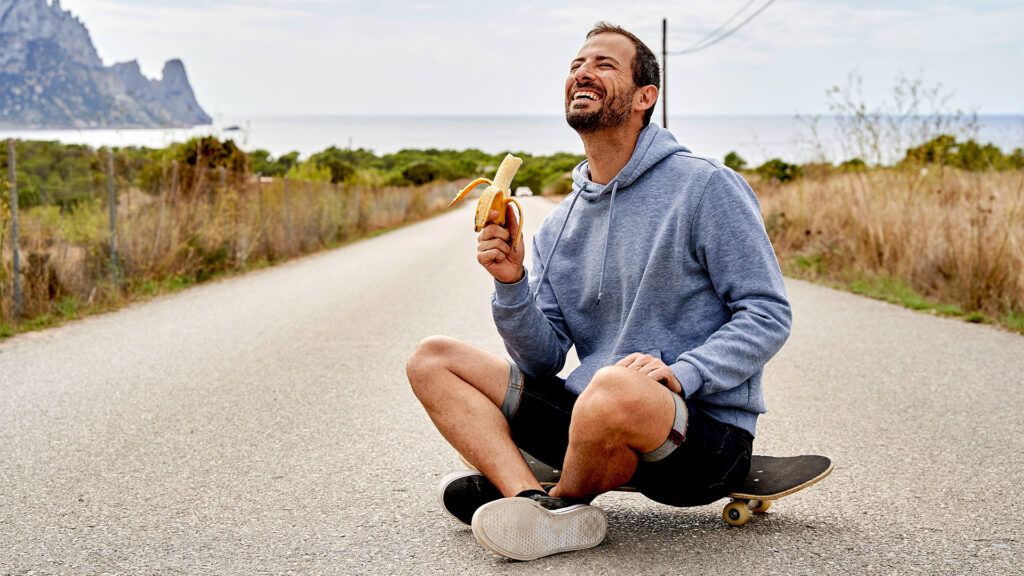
[749,500,772,514]
[723,500,751,527]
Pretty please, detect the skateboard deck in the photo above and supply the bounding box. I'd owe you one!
[521,451,833,527]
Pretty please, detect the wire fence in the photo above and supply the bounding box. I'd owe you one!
[0,139,457,325]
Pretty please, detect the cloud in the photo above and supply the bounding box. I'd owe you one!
[55,0,1024,115]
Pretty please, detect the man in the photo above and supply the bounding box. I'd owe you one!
[406,22,791,561]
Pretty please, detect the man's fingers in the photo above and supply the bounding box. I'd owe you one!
[477,238,511,255]
[505,203,521,249]
[615,353,642,367]
[628,354,655,369]
[477,249,507,266]
[649,367,682,394]
[478,222,510,243]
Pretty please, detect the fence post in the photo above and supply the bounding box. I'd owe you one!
[106,150,120,283]
[7,139,22,320]
[284,175,293,252]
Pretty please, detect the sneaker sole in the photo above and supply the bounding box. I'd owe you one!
[471,497,607,561]
[437,470,488,525]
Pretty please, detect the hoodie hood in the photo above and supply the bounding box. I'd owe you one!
[571,123,691,199]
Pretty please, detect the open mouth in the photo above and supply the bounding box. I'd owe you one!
[571,89,602,103]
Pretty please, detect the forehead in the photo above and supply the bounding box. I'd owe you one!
[572,32,636,67]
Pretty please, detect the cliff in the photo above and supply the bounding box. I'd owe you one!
[0,0,212,128]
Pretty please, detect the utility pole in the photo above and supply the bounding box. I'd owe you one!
[662,18,668,129]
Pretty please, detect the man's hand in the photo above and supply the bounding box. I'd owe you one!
[615,353,683,395]
[477,202,525,284]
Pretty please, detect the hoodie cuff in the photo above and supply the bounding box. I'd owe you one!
[493,269,531,307]
[670,361,704,400]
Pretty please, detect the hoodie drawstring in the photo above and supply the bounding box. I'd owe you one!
[532,186,584,299]
[596,180,618,305]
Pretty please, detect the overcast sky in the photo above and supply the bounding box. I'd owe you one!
[58,0,1023,118]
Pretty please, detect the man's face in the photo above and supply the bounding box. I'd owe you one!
[565,33,637,133]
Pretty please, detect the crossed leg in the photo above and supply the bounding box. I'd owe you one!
[406,335,677,501]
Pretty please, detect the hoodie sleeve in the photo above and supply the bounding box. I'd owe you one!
[491,239,572,377]
[669,168,792,399]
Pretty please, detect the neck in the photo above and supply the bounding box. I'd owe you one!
[579,123,643,185]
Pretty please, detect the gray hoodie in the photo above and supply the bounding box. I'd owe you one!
[492,123,791,436]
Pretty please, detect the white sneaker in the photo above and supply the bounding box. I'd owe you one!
[470,495,607,561]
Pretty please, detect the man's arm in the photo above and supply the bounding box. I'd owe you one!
[669,168,792,399]
[476,206,571,377]
[491,248,572,377]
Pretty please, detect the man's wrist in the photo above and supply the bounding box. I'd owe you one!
[496,267,525,285]
[493,268,530,306]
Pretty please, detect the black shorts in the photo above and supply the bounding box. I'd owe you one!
[503,362,754,507]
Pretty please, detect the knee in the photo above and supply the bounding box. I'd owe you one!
[405,335,458,394]
[572,366,646,435]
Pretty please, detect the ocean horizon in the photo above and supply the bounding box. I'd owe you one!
[1,114,1021,167]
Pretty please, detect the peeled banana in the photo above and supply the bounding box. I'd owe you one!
[449,153,524,251]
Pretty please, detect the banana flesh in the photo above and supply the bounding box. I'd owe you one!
[449,153,524,251]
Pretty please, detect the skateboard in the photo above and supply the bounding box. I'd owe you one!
[520,451,834,527]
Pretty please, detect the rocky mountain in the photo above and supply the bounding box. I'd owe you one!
[0,0,211,128]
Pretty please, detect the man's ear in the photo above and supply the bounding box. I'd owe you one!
[635,85,659,114]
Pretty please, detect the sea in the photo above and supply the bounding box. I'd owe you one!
[1,114,1021,166]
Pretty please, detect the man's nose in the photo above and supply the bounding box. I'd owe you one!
[572,64,595,84]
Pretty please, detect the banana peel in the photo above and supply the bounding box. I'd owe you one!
[449,153,524,251]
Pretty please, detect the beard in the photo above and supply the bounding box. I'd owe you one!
[565,85,635,133]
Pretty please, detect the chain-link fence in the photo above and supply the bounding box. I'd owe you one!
[0,139,457,326]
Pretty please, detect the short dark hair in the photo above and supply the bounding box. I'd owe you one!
[586,22,661,126]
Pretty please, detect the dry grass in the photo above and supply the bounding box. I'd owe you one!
[0,170,457,330]
[758,167,1024,330]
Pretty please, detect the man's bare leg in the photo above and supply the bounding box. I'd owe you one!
[549,366,677,501]
[406,335,543,497]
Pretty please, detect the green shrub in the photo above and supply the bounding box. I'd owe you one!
[309,147,358,183]
[724,151,747,171]
[902,135,1022,171]
[756,158,802,182]
[838,158,867,172]
[250,149,299,177]
[402,161,446,186]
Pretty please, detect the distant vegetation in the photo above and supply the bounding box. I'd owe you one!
[234,144,584,192]
[0,138,583,211]
[0,137,584,336]
[2,71,1021,336]
[719,134,1024,334]
[718,74,1024,334]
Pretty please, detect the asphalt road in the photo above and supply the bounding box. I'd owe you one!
[1,196,1021,575]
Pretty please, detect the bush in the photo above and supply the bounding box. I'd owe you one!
[309,147,357,184]
[250,149,299,177]
[513,152,583,196]
[902,135,1023,171]
[542,173,574,196]
[402,161,446,185]
[285,160,331,182]
[724,151,747,171]
[838,158,867,172]
[756,158,801,183]
[175,136,248,173]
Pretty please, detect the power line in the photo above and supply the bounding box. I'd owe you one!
[660,0,776,128]
[669,0,776,55]
[677,0,758,53]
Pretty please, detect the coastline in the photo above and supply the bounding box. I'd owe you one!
[1,114,1020,166]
